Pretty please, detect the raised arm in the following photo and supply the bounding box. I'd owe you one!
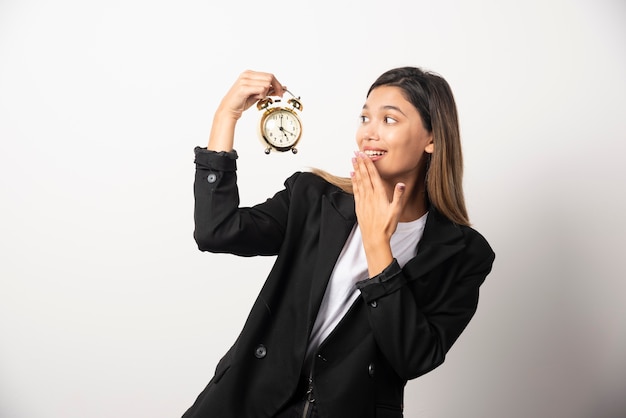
[208,70,286,152]
[193,70,292,257]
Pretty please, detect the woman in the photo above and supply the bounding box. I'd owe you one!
[183,67,495,418]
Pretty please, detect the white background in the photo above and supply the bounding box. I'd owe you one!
[1,1,625,417]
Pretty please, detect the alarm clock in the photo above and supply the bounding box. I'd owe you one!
[257,91,303,154]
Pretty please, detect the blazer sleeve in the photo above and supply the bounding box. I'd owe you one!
[193,147,299,256]
[355,228,495,381]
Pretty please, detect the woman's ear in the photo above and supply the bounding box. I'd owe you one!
[425,139,434,154]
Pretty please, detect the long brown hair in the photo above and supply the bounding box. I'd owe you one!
[313,66,469,226]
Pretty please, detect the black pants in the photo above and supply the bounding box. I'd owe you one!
[273,377,320,418]
[273,399,318,418]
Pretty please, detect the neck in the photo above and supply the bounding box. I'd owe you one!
[398,185,428,222]
[382,172,428,222]
[377,160,430,222]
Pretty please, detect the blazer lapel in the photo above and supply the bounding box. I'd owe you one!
[307,190,356,330]
[403,209,466,280]
[305,194,464,321]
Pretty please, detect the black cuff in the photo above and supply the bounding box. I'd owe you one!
[194,147,238,171]
[355,259,406,302]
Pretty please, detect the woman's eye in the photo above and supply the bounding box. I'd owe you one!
[384,116,398,124]
[359,115,369,123]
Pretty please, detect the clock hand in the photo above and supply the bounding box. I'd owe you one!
[278,126,289,141]
[279,127,296,136]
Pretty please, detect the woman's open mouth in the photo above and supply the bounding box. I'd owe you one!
[364,149,387,161]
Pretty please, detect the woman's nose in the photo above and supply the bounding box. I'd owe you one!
[362,124,379,141]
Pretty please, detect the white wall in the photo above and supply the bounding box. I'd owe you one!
[1,1,625,417]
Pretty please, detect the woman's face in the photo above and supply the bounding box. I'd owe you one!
[356,85,433,185]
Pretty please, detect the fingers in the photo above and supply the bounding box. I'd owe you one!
[351,151,382,193]
[351,153,403,243]
[351,151,406,218]
[268,80,286,97]
[238,70,285,99]
[219,70,286,118]
[391,182,406,218]
[351,152,380,214]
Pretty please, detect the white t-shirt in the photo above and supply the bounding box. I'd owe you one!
[304,212,428,367]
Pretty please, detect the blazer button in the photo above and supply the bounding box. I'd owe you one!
[368,362,375,377]
[369,300,378,308]
[207,173,217,183]
[254,344,267,359]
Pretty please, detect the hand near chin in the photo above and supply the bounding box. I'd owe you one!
[351,152,406,276]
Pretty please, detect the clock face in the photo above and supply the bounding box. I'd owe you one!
[261,109,302,150]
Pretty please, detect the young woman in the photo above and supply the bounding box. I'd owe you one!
[183,67,495,418]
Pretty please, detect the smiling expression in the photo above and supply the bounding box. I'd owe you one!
[356,85,433,188]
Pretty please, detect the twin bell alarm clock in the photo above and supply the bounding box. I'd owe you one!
[256,90,303,154]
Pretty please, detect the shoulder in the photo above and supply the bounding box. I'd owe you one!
[284,171,345,195]
[425,209,495,262]
[281,171,354,221]
[458,224,495,262]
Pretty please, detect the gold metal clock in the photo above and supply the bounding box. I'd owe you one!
[257,90,303,154]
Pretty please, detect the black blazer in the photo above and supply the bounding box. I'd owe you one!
[183,148,495,418]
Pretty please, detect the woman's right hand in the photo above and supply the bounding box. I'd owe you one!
[217,70,286,121]
[208,70,285,151]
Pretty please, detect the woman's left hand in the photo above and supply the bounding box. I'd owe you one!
[351,152,406,276]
